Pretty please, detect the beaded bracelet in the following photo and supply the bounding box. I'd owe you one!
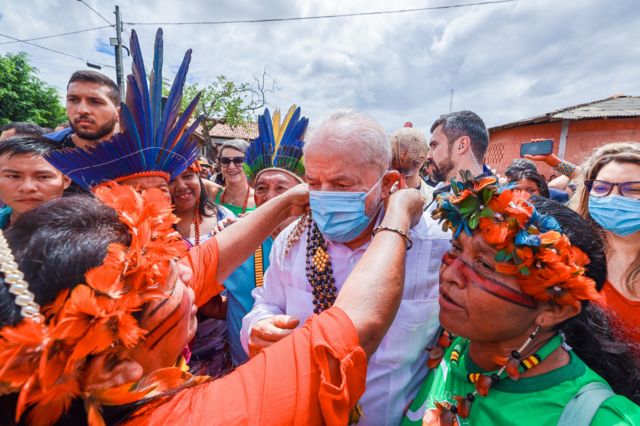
[372,225,413,250]
[553,160,577,177]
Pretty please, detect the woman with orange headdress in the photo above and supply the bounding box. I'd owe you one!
[401,172,640,425]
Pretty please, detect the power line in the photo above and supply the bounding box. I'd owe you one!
[77,0,114,26]
[126,0,515,26]
[0,26,111,46]
[0,32,115,69]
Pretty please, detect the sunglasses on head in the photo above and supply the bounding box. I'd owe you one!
[219,156,244,166]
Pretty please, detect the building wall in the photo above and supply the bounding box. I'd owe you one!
[487,117,640,178]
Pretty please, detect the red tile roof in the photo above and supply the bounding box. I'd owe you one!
[195,122,258,141]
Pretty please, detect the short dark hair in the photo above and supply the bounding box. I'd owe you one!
[0,135,59,158]
[504,158,537,180]
[430,110,489,163]
[0,122,46,137]
[67,70,120,106]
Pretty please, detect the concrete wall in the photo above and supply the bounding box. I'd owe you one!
[487,117,640,178]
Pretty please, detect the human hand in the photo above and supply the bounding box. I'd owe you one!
[248,315,300,358]
[523,153,560,167]
[384,188,425,228]
[215,216,237,233]
[283,183,309,217]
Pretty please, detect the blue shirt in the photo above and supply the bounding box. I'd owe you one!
[225,237,273,365]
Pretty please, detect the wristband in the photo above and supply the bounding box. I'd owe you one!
[372,225,413,250]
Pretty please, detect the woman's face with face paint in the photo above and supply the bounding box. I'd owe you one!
[128,261,198,373]
[438,232,544,344]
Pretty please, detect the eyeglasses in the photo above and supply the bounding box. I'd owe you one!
[219,156,244,167]
[585,180,640,199]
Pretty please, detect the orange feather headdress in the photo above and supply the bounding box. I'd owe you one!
[0,184,207,426]
[432,171,598,309]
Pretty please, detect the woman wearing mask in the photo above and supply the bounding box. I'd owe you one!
[573,142,640,345]
[215,139,256,216]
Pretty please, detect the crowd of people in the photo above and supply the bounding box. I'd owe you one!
[0,28,639,426]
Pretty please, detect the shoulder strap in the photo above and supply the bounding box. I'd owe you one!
[557,382,615,426]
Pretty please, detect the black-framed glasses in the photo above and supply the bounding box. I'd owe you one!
[585,180,640,198]
[219,156,244,167]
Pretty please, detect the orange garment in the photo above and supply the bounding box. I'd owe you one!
[596,281,640,345]
[124,307,367,425]
[179,236,224,307]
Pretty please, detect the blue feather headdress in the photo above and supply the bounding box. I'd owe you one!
[46,28,201,191]
[243,105,308,183]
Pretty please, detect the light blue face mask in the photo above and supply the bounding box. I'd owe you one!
[588,194,640,237]
[309,176,384,243]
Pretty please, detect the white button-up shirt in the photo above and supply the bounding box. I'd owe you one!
[241,211,451,426]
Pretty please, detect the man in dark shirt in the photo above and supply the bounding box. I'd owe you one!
[46,71,120,149]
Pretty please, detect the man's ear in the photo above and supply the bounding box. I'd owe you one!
[82,354,144,392]
[535,301,581,331]
[62,175,72,190]
[455,135,472,156]
[381,170,400,199]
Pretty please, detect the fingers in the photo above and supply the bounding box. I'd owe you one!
[248,335,275,358]
[247,315,300,357]
[272,314,300,330]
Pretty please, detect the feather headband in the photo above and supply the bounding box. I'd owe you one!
[46,28,201,191]
[432,171,598,309]
[0,184,209,426]
[243,105,308,183]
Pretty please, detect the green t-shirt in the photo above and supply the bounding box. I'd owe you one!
[401,337,640,425]
[215,190,256,216]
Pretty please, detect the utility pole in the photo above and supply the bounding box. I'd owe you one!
[449,89,454,113]
[110,5,125,101]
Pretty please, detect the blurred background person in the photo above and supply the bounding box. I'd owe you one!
[0,122,47,140]
[390,122,434,206]
[215,139,256,215]
[573,142,640,346]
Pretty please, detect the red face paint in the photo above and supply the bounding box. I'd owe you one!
[441,252,538,309]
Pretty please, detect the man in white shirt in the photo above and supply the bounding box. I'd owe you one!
[241,110,450,425]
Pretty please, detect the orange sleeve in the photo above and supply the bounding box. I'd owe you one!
[179,236,224,307]
[125,307,367,426]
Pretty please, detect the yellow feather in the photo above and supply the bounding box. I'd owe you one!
[273,105,297,159]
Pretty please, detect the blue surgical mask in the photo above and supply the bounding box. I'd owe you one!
[588,194,640,237]
[309,177,384,243]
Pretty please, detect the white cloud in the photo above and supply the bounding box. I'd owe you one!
[1,0,639,133]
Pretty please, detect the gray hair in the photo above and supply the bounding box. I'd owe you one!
[304,109,391,174]
[219,138,249,156]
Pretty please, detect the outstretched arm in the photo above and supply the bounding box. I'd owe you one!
[215,184,308,283]
[334,188,424,357]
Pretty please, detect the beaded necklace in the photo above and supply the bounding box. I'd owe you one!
[306,220,338,314]
[220,185,251,214]
[426,331,564,424]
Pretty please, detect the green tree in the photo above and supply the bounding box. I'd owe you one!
[0,52,67,128]
[164,70,277,154]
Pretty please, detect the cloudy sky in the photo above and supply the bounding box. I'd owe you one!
[1,0,639,133]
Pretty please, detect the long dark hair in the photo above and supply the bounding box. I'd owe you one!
[0,197,141,425]
[531,196,640,403]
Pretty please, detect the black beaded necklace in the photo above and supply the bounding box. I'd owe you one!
[306,221,338,314]
[305,220,363,424]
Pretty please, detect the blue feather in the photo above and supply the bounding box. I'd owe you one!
[46,28,200,189]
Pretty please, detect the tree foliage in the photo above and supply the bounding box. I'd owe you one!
[0,52,67,128]
[164,69,277,151]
